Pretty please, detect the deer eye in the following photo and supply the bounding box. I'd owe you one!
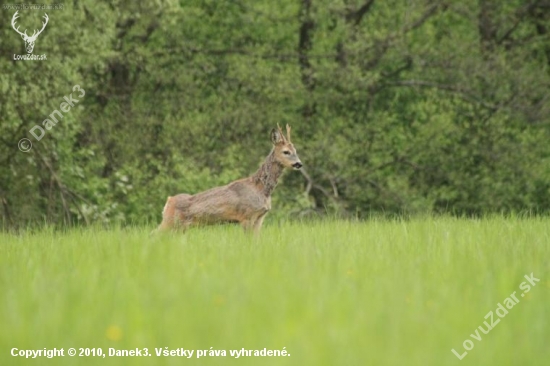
[283,150,291,155]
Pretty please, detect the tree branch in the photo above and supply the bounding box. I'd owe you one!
[346,0,376,26]
[384,79,498,111]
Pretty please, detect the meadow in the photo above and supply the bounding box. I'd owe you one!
[0,217,548,366]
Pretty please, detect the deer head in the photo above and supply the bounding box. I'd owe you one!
[11,11,49,54]
[271,124,303,170]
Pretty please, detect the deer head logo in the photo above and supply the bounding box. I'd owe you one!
[11,11,49,54]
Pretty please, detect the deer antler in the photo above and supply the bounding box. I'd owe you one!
[285,124,291,142]
[30,13,49,39]
[276,123,285,140]
[11,11,29,38]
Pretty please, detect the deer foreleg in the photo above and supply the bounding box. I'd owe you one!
[252,212,268,236]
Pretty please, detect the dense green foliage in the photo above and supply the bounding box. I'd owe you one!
[1,218,548,365]
[1,0,550,226]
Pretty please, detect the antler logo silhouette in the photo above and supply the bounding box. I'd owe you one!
[11,11,49,54]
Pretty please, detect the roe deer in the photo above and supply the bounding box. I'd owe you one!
[155,125,302,234]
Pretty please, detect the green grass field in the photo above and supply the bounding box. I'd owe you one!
[1,217,548,366]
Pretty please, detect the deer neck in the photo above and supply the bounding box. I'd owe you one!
[252,149,284,196]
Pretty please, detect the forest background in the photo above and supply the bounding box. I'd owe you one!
[1,0,549,227]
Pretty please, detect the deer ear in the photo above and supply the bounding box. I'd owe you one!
[270,128,284,145]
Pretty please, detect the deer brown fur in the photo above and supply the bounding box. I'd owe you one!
[155,125,302,234]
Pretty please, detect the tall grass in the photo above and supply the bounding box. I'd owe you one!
[1,217,549,365]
